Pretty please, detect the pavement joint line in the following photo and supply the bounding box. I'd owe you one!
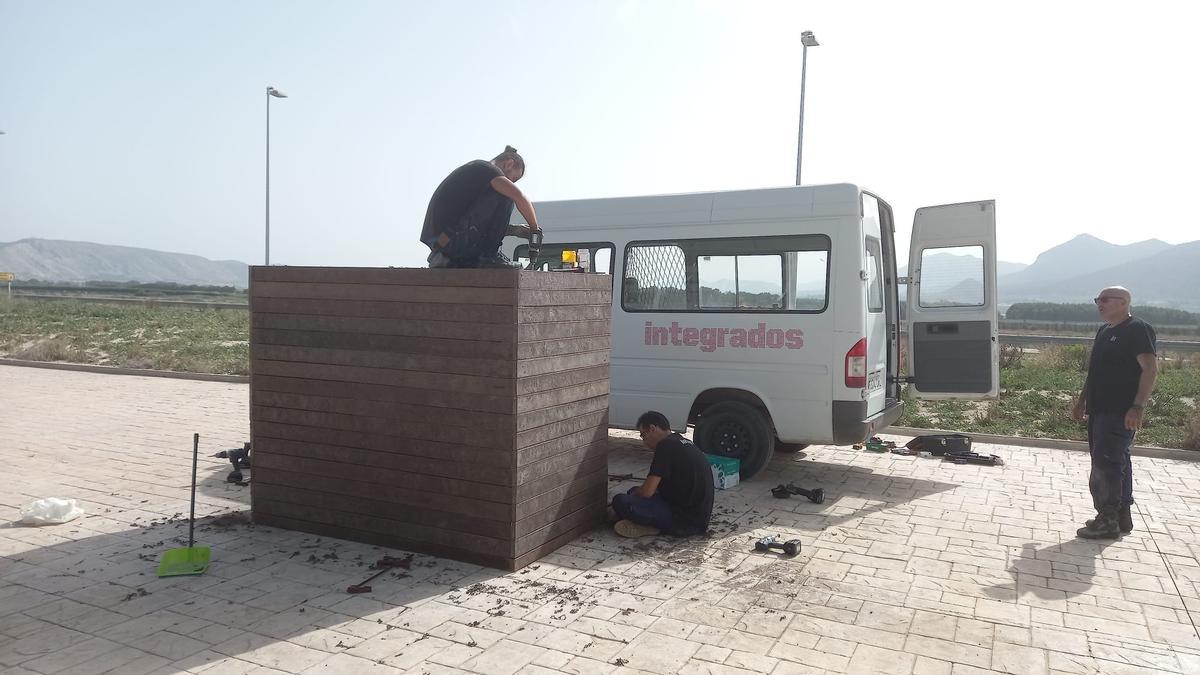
[1134,502,1200,643]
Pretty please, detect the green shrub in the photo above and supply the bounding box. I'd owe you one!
[1185,409,1200,451]
[1033,344,1090,371]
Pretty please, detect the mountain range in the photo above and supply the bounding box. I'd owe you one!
[999,235,1199,311]
[1,235,1196,310]
[0,239,249,288]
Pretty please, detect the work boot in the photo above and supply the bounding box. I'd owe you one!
[1077,508,1121,539]
[614,519,660,538]
[1085,504,1133,534]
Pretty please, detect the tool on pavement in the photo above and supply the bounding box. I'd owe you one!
[157,433,211,577]
[863,436,896,452]
[904,433,972,456]
[754,535,800,557]
[770,483,825,503]
[214,442,251,483]
[346,554,414,594]
[944,451,1004,466]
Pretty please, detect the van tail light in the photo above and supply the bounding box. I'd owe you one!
[845,338,867,388]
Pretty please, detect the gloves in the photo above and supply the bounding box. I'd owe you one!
[506,224,533,239]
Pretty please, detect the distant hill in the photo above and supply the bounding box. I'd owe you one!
[1000,235,1199,310]
[900,256,1025,279]
[997,261,1028,277]
[0,238,249,289]
[905,235,1197,311]
[2,234,1194,309]
[1001,234,1171,290]
[1005,240,1200,311]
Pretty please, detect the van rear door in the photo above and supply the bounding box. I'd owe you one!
[905,200,999,399]
[862,195,888,418]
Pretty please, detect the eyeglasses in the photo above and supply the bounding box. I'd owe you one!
[1093,296,1124,304]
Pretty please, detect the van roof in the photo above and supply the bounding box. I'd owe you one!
[526,183,865,231]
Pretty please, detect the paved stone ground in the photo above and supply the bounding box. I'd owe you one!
[3,366,1200,674]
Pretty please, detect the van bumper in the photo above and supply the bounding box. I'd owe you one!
[832,399,905,445]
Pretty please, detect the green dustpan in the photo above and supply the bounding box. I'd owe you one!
[157,545,210,577]
[158,433,211,577]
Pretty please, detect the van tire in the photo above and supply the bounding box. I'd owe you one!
[695,401,774,480]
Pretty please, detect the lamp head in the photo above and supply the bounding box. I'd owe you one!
[801,31,820,47]
[267,87,288,98]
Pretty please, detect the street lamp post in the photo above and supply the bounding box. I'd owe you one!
[265,86,287,265]
[795,30,819,186]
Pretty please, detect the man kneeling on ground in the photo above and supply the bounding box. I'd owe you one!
[612,411,714,538]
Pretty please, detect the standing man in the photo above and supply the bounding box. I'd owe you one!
[1071,286,1158,539]
[611,411,714,538]
[421,145,541,268]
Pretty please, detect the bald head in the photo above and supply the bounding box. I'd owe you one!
[1100,286,1131,303]
[1095,286,1132,325]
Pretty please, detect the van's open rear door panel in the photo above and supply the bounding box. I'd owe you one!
[906,201,999,399]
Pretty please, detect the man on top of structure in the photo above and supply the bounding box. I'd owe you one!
[421,145,542,269]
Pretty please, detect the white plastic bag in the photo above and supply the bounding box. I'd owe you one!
[19,498,84,525]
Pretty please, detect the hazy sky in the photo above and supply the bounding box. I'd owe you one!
[2,1,1198,269]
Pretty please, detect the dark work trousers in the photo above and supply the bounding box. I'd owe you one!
[1087,413,1135,513]
[611,487,678,533]
[441,190,514,267]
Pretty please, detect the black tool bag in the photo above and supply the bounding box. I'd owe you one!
[905,434,972,456]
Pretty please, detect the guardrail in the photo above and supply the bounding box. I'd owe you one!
[10,293,1200,352]
[896,331,1200,353]
[1001,319,1199,332]
[9,293,247,310]
[998,333,1200,352]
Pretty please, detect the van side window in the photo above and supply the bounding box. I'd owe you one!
[698,255,782,309]
[623,235,830,313]
[623,244,687,309]
[865,237,883,313]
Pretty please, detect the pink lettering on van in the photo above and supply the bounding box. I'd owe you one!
[643,321,804,353]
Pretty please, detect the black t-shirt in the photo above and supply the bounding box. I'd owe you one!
[649,433,715,533]
[1086,316,1156,414]
[420,160,504,248]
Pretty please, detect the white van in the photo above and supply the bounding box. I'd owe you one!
[507,183,998,479]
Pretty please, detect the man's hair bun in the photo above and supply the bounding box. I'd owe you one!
[494,145,525,170]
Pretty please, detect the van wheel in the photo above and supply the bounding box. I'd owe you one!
[695,401,775,480]
[775,441,809,454]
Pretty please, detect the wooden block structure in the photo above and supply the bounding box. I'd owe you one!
[248,267,612,570]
